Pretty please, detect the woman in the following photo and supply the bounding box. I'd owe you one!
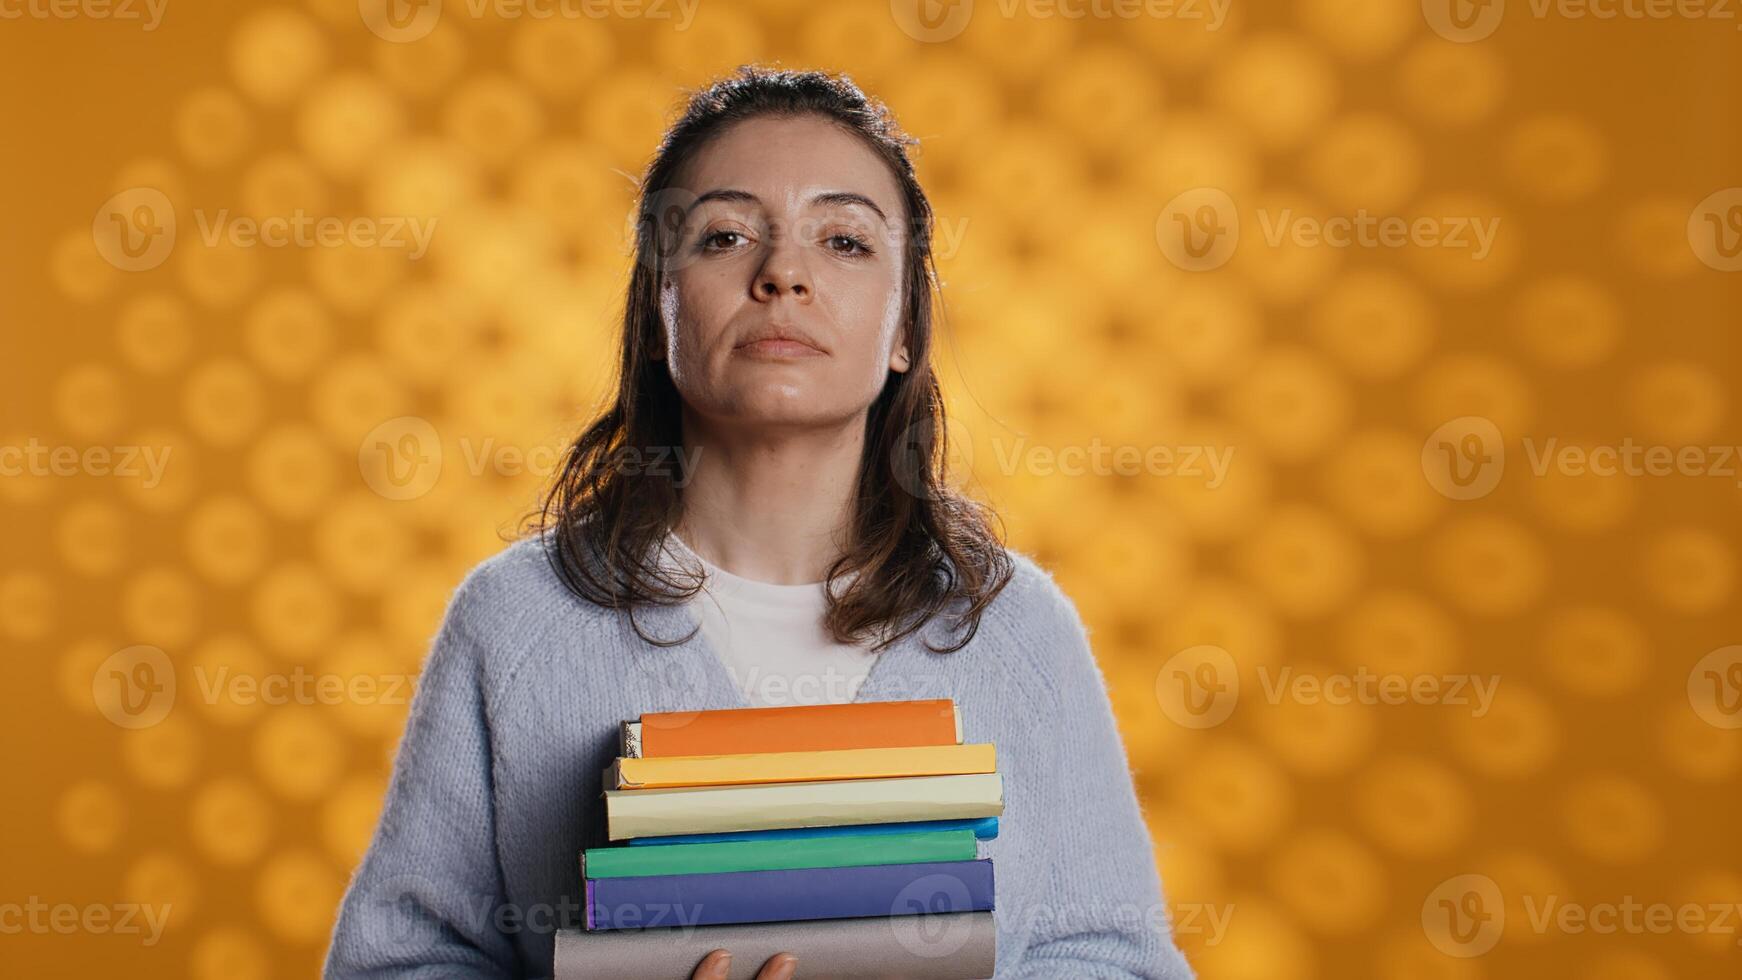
[326,66,1194,979]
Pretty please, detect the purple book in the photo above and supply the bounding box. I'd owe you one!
[585,858,994,931]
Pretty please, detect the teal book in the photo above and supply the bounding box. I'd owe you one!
[583,828,976,879]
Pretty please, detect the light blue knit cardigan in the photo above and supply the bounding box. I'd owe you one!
[324,533,1196,979]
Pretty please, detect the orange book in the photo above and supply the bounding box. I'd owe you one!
[631,698,961,758]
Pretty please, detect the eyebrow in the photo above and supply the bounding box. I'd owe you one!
[811,191,888,222]
[686,189,889,223]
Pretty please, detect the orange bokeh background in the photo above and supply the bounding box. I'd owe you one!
[2,1,1740,977]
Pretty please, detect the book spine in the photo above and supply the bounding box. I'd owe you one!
[620,721,641,759]
[625,816,1001,847]
[584,858,994,931]
[638,698,959,758]
[554,911,999,980]
[605,772,1004,841]
[584,828,976,879]
[614,743,996,789]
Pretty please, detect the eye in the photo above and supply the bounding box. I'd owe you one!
[701,229,748,251]
[825,232,873,256]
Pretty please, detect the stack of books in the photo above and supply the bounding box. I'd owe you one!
[554,698,1003,979]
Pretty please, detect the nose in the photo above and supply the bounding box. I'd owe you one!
[750,234,811,303]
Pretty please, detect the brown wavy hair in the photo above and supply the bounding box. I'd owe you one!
[526,65,1012,654]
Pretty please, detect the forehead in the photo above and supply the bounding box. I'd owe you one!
[672,114,906,218]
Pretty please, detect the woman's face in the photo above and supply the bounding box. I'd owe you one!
[655,114,911,431]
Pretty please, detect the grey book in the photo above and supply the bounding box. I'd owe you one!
[553,909,997,979]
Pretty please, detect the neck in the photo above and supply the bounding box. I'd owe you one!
[674,407,864,585]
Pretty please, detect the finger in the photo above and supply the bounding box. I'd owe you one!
[757,952,798,980]
[693,948,732,980]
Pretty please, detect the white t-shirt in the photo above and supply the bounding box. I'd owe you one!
[662,531,883,708]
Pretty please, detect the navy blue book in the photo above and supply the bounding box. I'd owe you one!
[584,858,994,931]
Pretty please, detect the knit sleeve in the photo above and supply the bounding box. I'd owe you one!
[1000,562,1197,980]
[324,576,517,978]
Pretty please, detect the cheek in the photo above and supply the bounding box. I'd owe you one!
[866,269,909,374]
[824,263,905,351]
[662,275,732,374]
[880,275,905,341]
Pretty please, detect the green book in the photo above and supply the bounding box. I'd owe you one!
[582,828,977,879]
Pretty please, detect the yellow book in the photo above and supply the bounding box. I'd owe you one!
[610,743,996,790]
[603,771,1004,841]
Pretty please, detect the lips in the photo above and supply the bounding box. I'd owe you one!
[739,339,823,358]
[734,325,827,355]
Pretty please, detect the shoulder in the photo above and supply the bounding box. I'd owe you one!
[993,545,1089,638]
[445,532,587,626]
[968,545,1098,685]
[992,548,1126,729]
[434,532,621,679]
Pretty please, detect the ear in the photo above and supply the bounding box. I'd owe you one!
[889,342,911,373]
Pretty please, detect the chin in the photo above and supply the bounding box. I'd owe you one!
[741,382,820,412]
[725,384,855,427]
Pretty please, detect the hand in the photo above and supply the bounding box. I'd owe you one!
[690,948,798,979]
